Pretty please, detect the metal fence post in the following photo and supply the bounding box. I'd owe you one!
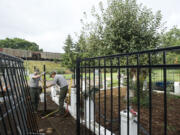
[76,58,81,135]
[44,65,47,112]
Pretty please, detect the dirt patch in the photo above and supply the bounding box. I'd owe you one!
[37,95,94,135]
[95,88,180,135]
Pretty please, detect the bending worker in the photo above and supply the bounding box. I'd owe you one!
[46,71,68,116]
[29,69,43,113]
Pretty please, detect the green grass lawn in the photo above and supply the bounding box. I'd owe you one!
[25,60,180,84]
[81,69,180,87]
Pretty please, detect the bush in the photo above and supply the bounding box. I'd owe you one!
[130,91,149,108]
[53,59,58,63]
[57,69,65,74]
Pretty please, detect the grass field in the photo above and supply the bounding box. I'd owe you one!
[24,60,73,80]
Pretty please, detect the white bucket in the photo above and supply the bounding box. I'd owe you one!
[40,93,44,103]
[174,82,180,95]
[71,87,77,118]
[121,110,137,135]
[51,86,57,98]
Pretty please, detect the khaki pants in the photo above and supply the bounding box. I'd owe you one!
[59,86,68,114]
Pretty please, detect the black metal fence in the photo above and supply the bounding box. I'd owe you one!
[0,52,39,134]
[76,46,180,135]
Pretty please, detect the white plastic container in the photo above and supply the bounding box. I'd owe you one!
[120,110,137,135]
[174,82,180,95]
[51,86,57,98]
[71,87,77,118]
[85,97,94,122]
[143,80,147,91]
[40,93,44,103]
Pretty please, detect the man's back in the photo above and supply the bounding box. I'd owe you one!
[53,74,68,88]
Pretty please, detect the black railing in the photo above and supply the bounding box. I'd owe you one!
[76,46,180,135]
[0,52,39,134]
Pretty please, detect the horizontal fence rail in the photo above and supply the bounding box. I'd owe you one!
[0,52,39,134]
[76,46,180,135]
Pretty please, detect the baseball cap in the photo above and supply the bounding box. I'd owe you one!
[50,71,56,77]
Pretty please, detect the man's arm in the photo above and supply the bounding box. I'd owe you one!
[46,83,55,88]
[31,72,45,79]
[46,76,57,88]
[32,74,41,79]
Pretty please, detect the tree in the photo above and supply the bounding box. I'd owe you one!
[62,35,76,70]
[78,0,164,97]
[96,0,162,55]
[161,27,180,47]
[161,27,180,64]
[0,38,42,51]
[74,34,88,57]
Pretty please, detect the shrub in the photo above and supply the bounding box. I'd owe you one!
[130,91,149,108]
[57,69,65,74]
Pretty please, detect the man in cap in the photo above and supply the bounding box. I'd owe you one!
[46,71,68,116]
[29,69,43,112]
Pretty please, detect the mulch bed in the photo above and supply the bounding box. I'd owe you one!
[95,88,180,135]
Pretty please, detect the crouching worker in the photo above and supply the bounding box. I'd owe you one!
[46,71,68,116]
[29,69,43,113]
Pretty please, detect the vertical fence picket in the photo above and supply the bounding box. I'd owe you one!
[137,54,140,135]
[99,59,101,135]
[126,56,130,135]
[76,58,81,135]
[163,51,167,135]
[85,61,87,134]
[148,53,152,135]
[118,57,121,135]
[89,60,91,131]
[44,65,47,112]
[104,58,107,135]
[93,60,96,134]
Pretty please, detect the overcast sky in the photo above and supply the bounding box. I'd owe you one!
[0,0,180,53]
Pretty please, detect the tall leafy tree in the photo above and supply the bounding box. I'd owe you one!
[77,0,164,97]
[161,27,180,64]
[161,27,180,47]
[94,0,162,55]
[0,38,42,51]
